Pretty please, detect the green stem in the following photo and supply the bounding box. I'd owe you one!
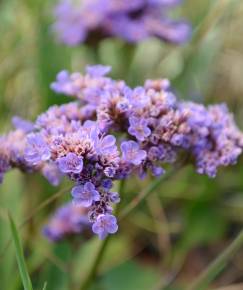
[79,179,126,290]
[79,236,111,290]
[0,185,70,261]
[79,162,184,290]
[187,229,243,290]
[121,43,136,83]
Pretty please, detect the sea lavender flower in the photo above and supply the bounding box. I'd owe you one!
[71,182,100,207]
[2,64,243,240]
[128,117,151,141]
[57,152,83,174]
[25,133,51,165]
[86,65,111,77]
[92,214,118,239]
[12,116,34,133]
[53,0,191,46]
[41,162,63,186]
[43,202,90,241]
[121,141,147,166]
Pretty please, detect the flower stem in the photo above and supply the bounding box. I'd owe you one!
[79,236,111,290]
[79,162,184,290]
[0,185,70,261]
[79,179,126,290]
[187,229,243,290]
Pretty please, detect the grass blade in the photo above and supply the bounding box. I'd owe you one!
[8,213,33,290]
[42,282,47,290]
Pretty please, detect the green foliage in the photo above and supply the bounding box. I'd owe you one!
[101,260,160,290]
[1,0,243,290]
[8,213,33,290]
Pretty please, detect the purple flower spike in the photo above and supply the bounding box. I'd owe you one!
[92,214,118,239]
[121,141,147,166]
[71,182,100,207]
[128,117,151,141]
[25,133,51,165]
[57,152,83,174]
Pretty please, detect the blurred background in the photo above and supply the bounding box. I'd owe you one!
[1,0,243,289]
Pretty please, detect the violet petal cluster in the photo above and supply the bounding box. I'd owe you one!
[43,202,90,241]
[1,65,243,240]
[53,0,191,46]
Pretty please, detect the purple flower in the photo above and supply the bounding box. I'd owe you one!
[71,182,100,207]
[53,0,86,46]
[50,70,81,96]
[92,214,118,239]
[52,0,191,46]
[108,192,120,204]
[151,166,165,177]
[42,163,63,186]
[57,152,83,174]
[43,202,90,241]
[128,117,151,141]
[25,133,51,165]
[86,65,111,77]
[94,135,117,155]
[101,179,113,190]
[12,116,34,133]
[121,141,147,166]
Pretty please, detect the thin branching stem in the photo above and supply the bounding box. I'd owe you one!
[187,229,243,290]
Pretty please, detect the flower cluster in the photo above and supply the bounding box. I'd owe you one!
[43,202,90,241]
[53,0,191,46]
[1,65,243,240]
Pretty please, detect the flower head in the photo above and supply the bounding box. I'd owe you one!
[53,0,191,46]
[57,152,83,174]
[43,202,90,241]
[92,214,118,239]
[128,117,151,141]
[71,182,100,207]
[25,134,51,165]
[121,141,147,166]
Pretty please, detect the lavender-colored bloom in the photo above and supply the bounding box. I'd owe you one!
[92,214,118,239]
[42,163,63,186]
[53,0,191,46]
[86,65,111,77]
[71,182,100,207]
[128,117,151,141]
[121,141,147,166]
[101,179,113,190]
[53,0,86,46]
[25,133,51,165]
[43,202,90,241]
[57,152,83,174]
[151,166,165,177]
[2,64,243,240]
[108,192,120,204]
[94,135,117,155]
[12,116,34,133]
[50,70,81,96]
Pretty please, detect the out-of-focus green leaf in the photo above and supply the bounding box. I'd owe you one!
[101,260,160,290]
[42,282,47,290]
[73,235,131,286]
[8,213,33,290]
[178,201,227,250]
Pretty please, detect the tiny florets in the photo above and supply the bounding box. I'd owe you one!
[52,0,191,46]
[1,64,243,240]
